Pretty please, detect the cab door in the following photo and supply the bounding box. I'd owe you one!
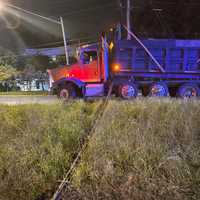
[80,50,101,83]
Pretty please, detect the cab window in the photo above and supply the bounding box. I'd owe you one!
[82,51,97,64]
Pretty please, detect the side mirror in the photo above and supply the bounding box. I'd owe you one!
[80,53,84,64]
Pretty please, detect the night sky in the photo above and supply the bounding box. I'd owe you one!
[0,0,120,51]
[1,0,200,51]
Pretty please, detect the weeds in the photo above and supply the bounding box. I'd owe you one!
[0,101,100,200]
[1,99,200,200]
[72,99,200,200]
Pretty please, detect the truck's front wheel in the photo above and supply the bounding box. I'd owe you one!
[118,83,138,99]
[59,84,77,101]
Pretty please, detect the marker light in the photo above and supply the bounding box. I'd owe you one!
[109,42,114,50]
[113,64,121,72]
[66,73,70,77]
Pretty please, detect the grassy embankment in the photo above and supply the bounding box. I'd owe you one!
[0,101,101,200]
[0,99,200,200]
[70,99,200,200]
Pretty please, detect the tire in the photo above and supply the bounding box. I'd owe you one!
[118,83,138,99]
[142,86,149,97]
[59,84,77,101]
[169,87,178,97]
[149,82,169,97]
[177,84,200,98]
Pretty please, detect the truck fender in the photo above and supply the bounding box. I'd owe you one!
[53,78,85,89]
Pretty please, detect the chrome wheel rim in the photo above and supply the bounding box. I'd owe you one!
[60,89,69,100]
[121,85,136,98]
[151,84,167,97]
[183,88,197,98]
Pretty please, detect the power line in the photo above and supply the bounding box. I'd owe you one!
[60,3,119,17]
[6,3,61,25]
[29,35,98,48]
[4,2,120,23]
[154,1,200,6]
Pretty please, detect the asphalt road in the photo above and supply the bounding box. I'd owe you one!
[0,95,59,105]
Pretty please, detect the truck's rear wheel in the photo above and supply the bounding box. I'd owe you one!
[177,84,200,98]
[59,84,77,101]
[118,83,138,99]
[149,82,169,97]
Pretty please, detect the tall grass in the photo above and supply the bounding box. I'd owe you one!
[72,99,200,200]
[0,101,100,200]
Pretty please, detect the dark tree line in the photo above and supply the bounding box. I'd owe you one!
[121,0,200,39]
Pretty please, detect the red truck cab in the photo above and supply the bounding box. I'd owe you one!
[48,43,109,100]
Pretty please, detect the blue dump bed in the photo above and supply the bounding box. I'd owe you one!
[114,39,200,73]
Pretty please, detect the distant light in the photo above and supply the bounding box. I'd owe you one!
[110,28,113,32]
[152,8,163,12]
[52,56,57,61]
[0,2,5,12]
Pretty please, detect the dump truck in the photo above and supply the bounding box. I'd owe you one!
[48,30,200,100]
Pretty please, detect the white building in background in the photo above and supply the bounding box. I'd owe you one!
[16,79,50,92]
[19,46,71,92]
[18,46,77,92]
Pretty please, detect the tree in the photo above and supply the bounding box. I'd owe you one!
[0,48,17,67]
[25,55,51,72]
[0,64,17,81]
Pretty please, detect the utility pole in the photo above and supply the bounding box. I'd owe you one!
[60,17,69,65]
[127,0,131,40]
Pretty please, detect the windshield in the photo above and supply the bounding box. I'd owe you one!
[82,51,97,64]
